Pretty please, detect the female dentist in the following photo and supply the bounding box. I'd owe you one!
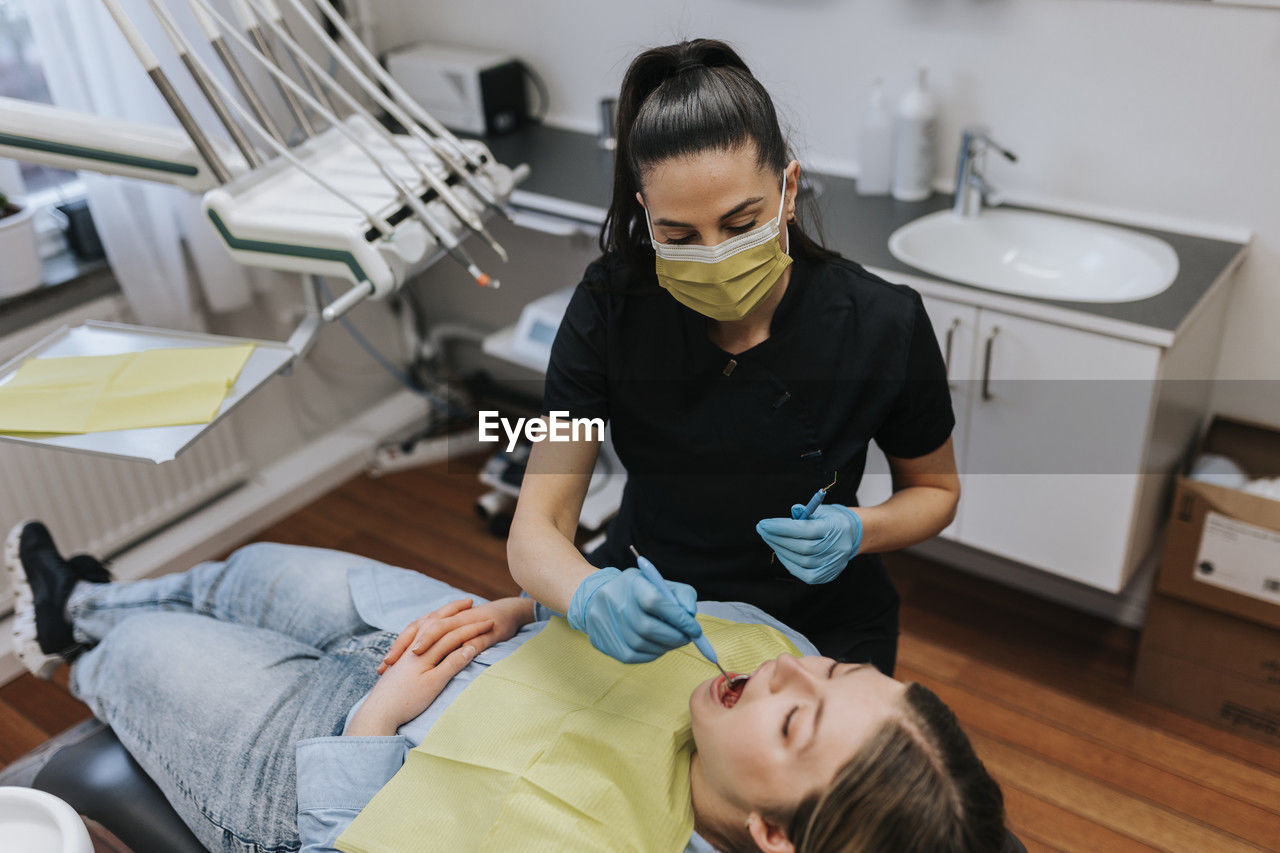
[508,39,960,676]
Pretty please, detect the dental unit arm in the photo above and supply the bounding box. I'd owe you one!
[0,96,222,193]
[0,0,528,464]
[0,0,528,355]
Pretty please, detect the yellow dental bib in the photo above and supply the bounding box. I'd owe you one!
[336,615,799,853]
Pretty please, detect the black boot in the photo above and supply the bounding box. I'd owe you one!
[6,521,103,679]
[68,553,113,584]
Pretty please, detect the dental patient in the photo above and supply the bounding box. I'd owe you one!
[9,522,1010,853]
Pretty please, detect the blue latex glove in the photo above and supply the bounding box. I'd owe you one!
[567,567,703,663]
[756,504,863,584]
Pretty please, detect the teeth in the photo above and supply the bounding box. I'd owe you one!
[720,674,748,708]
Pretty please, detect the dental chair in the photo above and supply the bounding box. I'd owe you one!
[4,719,207,853]
[7,719,1030,853]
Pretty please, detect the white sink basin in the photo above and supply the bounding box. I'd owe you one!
[888,209,1178,303]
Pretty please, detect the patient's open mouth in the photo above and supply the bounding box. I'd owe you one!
[714,673,749,708]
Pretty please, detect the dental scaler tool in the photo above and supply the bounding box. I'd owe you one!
[798,471,838,520]
[629,545,739,682]
[771,472,839,567]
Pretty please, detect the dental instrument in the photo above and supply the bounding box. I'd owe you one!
[204,0,506,270]
[274,0,509,260]
[230,0,318,137]
[761,469,862,585]
[628,545,738,682]
[184,0,500,291]
[256,0,341,118]
[770,472,838,566]
[149,0,394,237]
[186,0,287,145]
[100,0,232,183]
[304,0,514,224]
[230,0,506,269]
[147,0,262,168]
[798,471,838,520]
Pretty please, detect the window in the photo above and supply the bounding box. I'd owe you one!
[1,0,85,233]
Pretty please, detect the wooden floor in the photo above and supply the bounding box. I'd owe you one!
[2,453,1278,852]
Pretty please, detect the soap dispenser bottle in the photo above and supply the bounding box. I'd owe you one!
[892,66,939,202]
[857,79,893,196]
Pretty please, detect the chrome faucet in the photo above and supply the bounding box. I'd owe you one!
[953,126,1017,217]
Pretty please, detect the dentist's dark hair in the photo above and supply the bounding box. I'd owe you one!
[602,38,835,270]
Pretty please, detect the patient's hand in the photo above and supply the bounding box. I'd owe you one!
[348,598,534,736]
[377,596,533,676]
[347,639,480,735]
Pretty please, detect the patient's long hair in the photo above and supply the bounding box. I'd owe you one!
[752,683,1010,853]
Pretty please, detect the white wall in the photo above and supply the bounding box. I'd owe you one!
[373,0,1280,427]
[205,283,406,467]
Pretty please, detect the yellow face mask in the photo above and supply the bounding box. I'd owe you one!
[646,172,793,322]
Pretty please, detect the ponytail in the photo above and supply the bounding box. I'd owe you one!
[601,39,835,271]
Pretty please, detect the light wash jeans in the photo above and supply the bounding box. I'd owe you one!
[66,543,398,853]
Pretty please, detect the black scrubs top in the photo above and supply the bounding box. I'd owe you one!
[542,246,954,671]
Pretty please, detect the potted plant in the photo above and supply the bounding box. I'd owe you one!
[0,189,44,298]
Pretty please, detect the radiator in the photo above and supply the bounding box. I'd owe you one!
[0,293,252,614]
[0,424,250,615]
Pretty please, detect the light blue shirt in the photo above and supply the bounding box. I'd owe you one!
[295,563,818,853]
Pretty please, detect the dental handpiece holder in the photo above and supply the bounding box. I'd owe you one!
[952,125,1017,218]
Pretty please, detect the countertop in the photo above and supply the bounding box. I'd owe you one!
[480,123,1247,347]
[4,124,1246,349]
[0,253,114,339]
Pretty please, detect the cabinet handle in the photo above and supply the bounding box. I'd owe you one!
[943,317,960,387]
[981,326,999,401]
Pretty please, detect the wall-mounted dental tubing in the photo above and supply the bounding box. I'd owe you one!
[0,0,525,327]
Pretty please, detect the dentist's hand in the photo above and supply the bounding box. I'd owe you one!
[756,504,863,584]
[567,567,703,663]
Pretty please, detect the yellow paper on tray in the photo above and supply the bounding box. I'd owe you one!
[84,380,238,431]
[0,344,255,434]
[0,386,99,432]
[111,346,255,391]
[3,353,131,389]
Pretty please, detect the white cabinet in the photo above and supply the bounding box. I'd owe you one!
[862,290,1226,594]
[959,312,1159,590]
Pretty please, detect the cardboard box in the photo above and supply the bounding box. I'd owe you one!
[1134,593,1280,747]
[1157,417,1280,631]
[1137,417,1280,743]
